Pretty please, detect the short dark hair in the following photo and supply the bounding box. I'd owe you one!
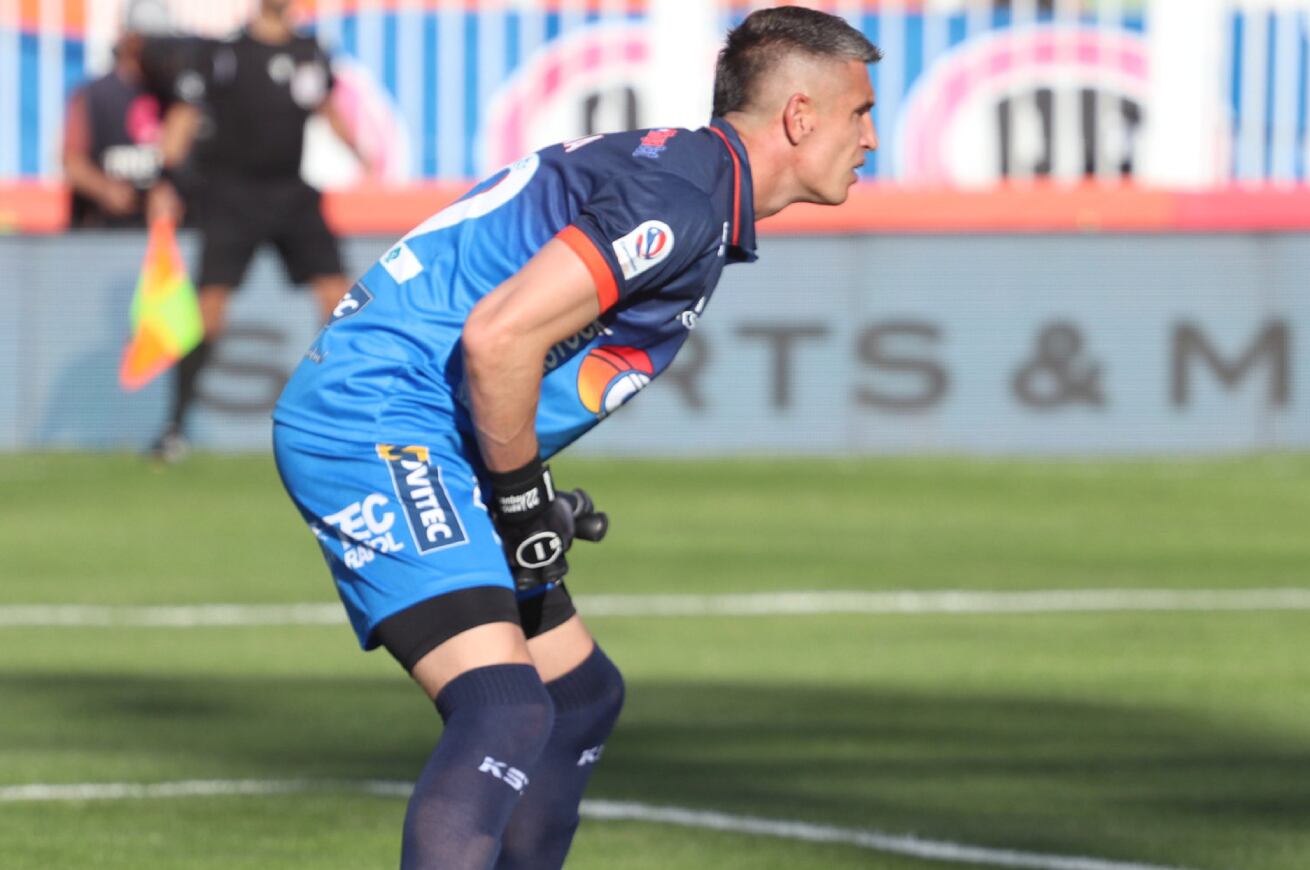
[713,7,882,117]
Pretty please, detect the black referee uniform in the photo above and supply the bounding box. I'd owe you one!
[150,26,346,460]
[180,29,343,288]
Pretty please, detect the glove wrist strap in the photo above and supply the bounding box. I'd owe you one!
[488,457,554,523]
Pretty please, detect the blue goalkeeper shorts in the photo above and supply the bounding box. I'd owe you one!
[272,422,517,649]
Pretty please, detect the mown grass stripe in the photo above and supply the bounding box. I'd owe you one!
[0,780,1195,870]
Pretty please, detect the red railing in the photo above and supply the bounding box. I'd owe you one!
[6,182,1310,235]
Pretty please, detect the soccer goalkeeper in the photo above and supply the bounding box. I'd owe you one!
[272,7,880,868]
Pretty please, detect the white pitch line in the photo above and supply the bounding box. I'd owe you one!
[0,779,1196,870]
[0,603,345,628]
[1,589,1309,628]
[580,588,1310,617]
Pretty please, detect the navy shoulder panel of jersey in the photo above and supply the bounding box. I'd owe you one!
[549,128,727,307]
[570,170,719,303]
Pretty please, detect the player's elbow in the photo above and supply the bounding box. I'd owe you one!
[461,298,519,371]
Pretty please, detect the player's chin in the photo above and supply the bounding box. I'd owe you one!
[826,178,857,205]
[803,180,856,207]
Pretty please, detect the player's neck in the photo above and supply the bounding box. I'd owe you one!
[249,13,293,44]
[722,113,789,220]
[114,58,142,85]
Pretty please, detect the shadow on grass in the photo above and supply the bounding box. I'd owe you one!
[4,673,1309,869]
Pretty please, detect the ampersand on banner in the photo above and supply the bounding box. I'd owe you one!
[1012,322,1105,408]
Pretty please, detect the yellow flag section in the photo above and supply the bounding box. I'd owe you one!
[118,218,203,392]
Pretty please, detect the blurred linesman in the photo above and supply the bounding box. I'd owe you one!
[62,0,176,228]
[273,7,879,868]
[148,0,367,461]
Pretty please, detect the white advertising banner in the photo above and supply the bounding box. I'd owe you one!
[2,231,1306,455]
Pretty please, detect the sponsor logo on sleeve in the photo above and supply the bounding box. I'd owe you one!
[611,221,674,281]
[175,70,206,103]
[633,128,678,159]
[291,61,328,109]
[331,281,374,322]
[377,445,468,554]
[307,281,374,362]
[380,241,424,283]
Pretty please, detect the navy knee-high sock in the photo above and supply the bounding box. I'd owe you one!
[495,646,625,870]
[401,664,554,870]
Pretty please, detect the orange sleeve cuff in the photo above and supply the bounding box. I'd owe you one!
[557,225,619,313]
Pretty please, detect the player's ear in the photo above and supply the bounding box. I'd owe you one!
[782,92,813,146]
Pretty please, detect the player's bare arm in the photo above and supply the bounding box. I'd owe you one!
[158,101,201,168]
[462,238,601,473]
[318,99,372,176]
[147,102,201,222]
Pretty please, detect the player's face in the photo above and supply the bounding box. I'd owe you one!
[261,0,294,18]
[797,60,877,205]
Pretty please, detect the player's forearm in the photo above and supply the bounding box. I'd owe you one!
[461,237,605,473]
[158,104,201,170]
[321,101,367,168]
[63,155,117,201]
[462,325,546,473]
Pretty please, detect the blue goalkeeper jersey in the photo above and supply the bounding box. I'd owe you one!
[273,118,758,459]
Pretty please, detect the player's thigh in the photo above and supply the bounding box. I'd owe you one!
[270,182,344,286]
[526,613,595,683]
[272,425,526,690]
[409,621,534,700]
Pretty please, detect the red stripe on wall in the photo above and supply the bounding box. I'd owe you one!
[9,183,1310,236]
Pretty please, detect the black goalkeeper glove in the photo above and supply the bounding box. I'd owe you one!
[488,459,608,592]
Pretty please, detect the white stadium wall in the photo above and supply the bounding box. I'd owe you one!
[1,231,1307,455]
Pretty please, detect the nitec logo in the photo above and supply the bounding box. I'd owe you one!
[376,444,468,554]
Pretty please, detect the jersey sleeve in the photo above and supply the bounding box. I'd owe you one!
[317,43,337,95]
[141,37,212,107]
[557,172,720,313]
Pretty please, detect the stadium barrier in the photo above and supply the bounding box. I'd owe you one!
[9,182,1310,235]
[3,230,1306,455]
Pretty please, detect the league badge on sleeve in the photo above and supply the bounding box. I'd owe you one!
[612,221,674,281]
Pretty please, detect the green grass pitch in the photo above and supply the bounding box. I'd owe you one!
[1,453,1309,869]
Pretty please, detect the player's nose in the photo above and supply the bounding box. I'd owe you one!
[861,114,879,152]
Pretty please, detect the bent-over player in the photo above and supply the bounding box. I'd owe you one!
[273,7,880,868]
